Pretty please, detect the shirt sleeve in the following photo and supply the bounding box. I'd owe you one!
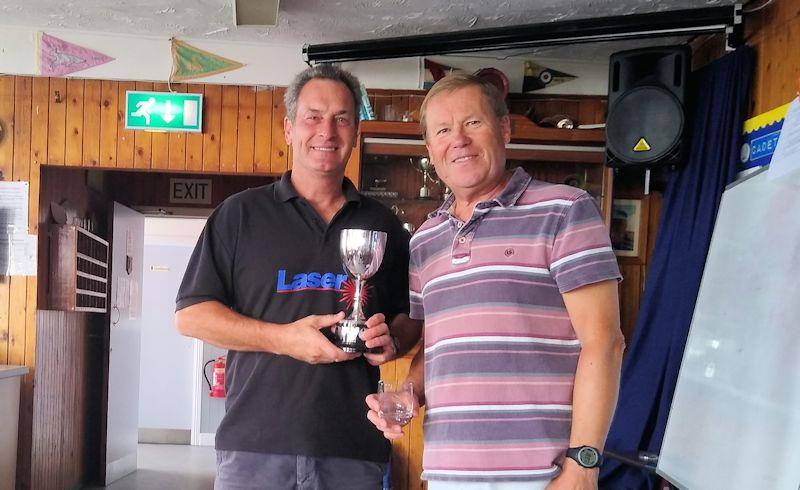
[549,191,622,293]
[378,217,412,322]
[175,205,236,311]
[408,244,424,321]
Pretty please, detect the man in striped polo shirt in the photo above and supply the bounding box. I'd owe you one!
[367,74,625,490]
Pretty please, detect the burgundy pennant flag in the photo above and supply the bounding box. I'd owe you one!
[39,33,114,77]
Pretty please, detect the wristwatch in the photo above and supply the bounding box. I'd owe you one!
[566,446,603,468]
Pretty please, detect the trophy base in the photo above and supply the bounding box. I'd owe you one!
[330,319,380,354]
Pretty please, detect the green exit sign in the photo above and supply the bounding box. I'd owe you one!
[125,91,203,132]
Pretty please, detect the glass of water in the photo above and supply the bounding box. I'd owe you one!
[377,380,414,426]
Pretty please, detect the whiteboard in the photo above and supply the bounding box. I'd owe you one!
[657,167,800,489]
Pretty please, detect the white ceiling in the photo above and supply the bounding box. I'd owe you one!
[0,0,735,56]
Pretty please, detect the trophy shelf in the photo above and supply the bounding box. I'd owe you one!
[358,115,613,229]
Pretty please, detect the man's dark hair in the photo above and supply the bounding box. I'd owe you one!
[284,64,362,123]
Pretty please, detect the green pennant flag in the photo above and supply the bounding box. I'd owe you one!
[171,39,244,82]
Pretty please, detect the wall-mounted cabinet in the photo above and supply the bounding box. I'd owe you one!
[49,225,109,313]
[353,115,612,231]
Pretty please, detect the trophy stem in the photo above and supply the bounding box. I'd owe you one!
[351,278,365,322]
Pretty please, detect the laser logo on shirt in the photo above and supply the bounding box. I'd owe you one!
[276,269,348,292]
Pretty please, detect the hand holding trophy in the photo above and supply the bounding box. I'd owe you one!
[332,229,387,353]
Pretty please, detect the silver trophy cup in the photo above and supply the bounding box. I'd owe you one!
[332,229,387,353]
[413,157,440,198]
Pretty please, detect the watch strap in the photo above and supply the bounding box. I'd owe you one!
[566,445,603,468]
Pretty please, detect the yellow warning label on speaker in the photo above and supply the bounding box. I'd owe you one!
[633,138,652,152]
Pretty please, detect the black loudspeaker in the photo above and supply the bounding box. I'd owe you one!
[606,46,691,169]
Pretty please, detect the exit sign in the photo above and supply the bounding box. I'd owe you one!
[170,178,212,204]
[126,91,203,132]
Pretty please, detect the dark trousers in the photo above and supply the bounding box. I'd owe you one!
[215,450,387,490]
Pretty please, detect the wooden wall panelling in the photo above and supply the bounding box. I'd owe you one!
[254,88,273,174]
[202,84,222,172]
[378,353,422,490]
[105,170,273,210]
[236,86,256,174]
[32,311,91,490]
[408,404,426,490]
[185,84,205,172]
[748,0,800,114]
[65,79,85,167]
[378,357,399,487]
[10,76,31,369]
[12,77,32,195]
[10,76,32,489]
[270,87,289,174]
[31,312,63,490]
[391,95,409,121]
[578,99,599,126]
[0,76,14,364]
[392,356,412,490]
[99,80,118,168]
[561,100,580,122]
[761,20,788,112]
[47,78,67,165]
[344,135,361,187]
[372,95,392,121]
[537,99,563,121]
[767,5,792,104]
[219,85,239,173]
[133,82,153,169]
[407,95,424,122]
[150,83,170,170]
[645,193,662,266]
[82,80,102,167]
[28,75,48,352]
[168,84,187,171]
[618,264,643,344]
[64,313,86,489]
[116,81,135,168]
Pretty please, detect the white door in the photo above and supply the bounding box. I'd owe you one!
[105,202,145,485]
[139,217,206,441]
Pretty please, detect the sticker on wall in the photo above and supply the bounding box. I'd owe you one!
[170,39,244,82]
[38,33,114,77]
[522,60,576,92]
[740,101,790,171]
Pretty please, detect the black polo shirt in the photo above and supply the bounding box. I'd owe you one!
[176,171,410,462]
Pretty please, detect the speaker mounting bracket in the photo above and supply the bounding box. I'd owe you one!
[725,4,745,52]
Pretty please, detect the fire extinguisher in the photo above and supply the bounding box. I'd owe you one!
[203,356,226,398]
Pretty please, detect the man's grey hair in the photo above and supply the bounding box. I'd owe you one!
[284,64,362,123]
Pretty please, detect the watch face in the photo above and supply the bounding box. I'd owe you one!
[578,447,599,467]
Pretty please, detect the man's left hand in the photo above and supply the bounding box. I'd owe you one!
[545,459,598,490]
[361,313,397,366]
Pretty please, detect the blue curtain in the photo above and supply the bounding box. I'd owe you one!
[600,46,755,490]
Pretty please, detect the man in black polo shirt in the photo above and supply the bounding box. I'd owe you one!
[176,65,422,489]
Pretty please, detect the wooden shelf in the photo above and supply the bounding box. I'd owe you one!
[355,106,613,227]
[363,138,605,163]
[49,225,109,313]
[360,115,606,145]
[508,115,605,144]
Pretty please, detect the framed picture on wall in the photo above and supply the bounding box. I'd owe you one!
[611,198,648,262]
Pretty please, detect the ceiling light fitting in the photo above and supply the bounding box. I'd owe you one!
[234,0,280,26]
[303,5,742,64]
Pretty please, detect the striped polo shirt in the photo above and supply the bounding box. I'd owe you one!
[409,167,621,483]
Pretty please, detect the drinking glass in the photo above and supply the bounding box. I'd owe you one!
[377,380,414,426]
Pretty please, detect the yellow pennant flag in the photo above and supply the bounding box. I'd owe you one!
[171,39,244,82]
